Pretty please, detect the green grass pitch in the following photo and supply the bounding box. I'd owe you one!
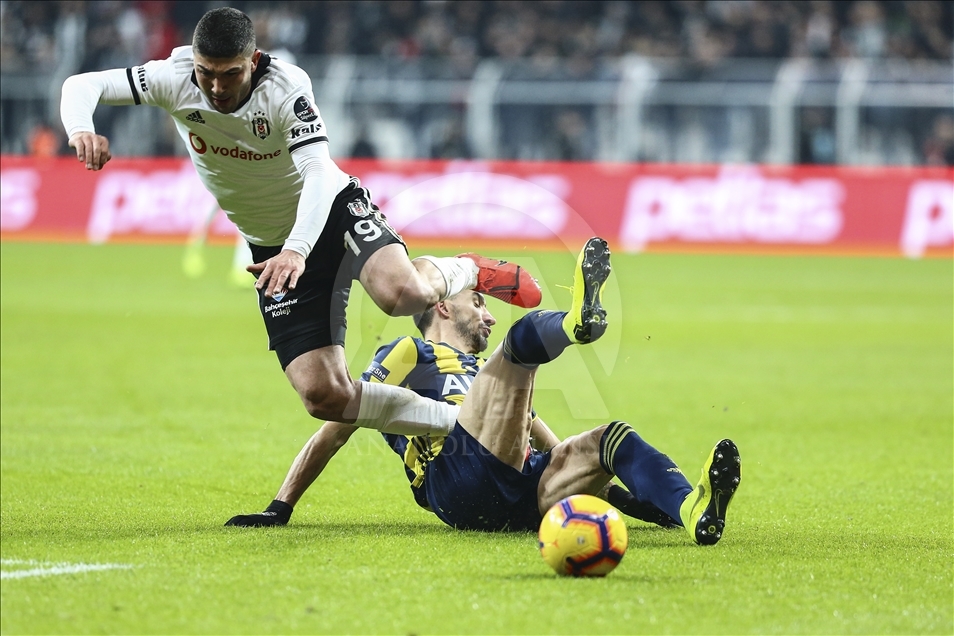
[1,241,951,634]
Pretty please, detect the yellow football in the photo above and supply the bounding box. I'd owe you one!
[538,494,628,577]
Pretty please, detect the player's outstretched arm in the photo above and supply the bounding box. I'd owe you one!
[275,421,358,507]
[61,69,137,171]
[224,421,358,527]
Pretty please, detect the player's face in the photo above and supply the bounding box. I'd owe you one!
[193,50,261,114]
[450,292,495,354]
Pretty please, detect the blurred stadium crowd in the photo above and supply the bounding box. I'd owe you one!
[3,0,952,69]
[1,0,952,164]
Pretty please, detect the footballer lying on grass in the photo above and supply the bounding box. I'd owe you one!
[227,238,741,543]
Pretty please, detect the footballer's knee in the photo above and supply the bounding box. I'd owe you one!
[300,378,358,421]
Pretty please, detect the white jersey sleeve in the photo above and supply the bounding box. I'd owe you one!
[125,51,191,112]
[269,80,339,258]
[60,69,137,137]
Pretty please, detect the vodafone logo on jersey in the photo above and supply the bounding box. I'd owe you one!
[187,133,282,162]
[188,132,207,154]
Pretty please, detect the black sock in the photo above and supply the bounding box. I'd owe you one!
[265,500,293,523]
[600,421,693,524]
[503,310,571,368]
[606,484,681,528]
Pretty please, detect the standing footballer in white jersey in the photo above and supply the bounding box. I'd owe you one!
[60,7,543,439]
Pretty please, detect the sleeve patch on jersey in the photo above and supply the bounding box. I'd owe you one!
[367,363,389,383]
[134,66,148,93]
[290,122,323,140]
[294,96,318,122]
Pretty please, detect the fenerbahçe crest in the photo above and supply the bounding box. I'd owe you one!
[251,110,271,139]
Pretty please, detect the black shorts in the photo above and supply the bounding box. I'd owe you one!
[424,423,551,532]
[250,178,405,369]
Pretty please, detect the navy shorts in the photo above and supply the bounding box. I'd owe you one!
[251,178,405,369]
[424,423,551,532]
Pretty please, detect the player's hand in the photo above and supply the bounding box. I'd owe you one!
[247,249,305,298]
[68,132,112,171]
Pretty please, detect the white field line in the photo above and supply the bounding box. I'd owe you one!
[0,559,133,580]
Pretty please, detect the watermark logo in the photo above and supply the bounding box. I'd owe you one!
[362,167,571,239]
[341,167,621,419]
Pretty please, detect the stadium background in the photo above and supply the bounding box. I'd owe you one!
[1,2,952,634]
[1,0,952,255]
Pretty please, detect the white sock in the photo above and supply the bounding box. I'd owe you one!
[354,382,459,436]
[416,256,479,300]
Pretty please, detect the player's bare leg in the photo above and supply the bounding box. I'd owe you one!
[536,426,614,511]
[459,237,612,469]
[457,348,537,470]
[358,244,448,315]
[283,346,358,421]
[284,346,459,436]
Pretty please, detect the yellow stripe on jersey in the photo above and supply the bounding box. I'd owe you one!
[369,336,420,387]
[443,394,466,406]
[368,338,486,489]
[401,391,468,488]
[431,342,471,376]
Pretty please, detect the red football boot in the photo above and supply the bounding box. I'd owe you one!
[457,253,542,308]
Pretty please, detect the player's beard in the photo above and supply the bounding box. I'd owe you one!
[454,315,488,354]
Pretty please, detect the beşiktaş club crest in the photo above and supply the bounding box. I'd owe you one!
[251,110,271,139]
[347,201,370,217]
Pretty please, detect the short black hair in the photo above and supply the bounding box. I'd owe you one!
[193,7,255,59]
[412,306,436,337]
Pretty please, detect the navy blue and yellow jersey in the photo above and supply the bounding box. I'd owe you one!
[359,336,484,501]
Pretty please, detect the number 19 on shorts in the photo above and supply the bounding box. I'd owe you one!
[344,219,382,256]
